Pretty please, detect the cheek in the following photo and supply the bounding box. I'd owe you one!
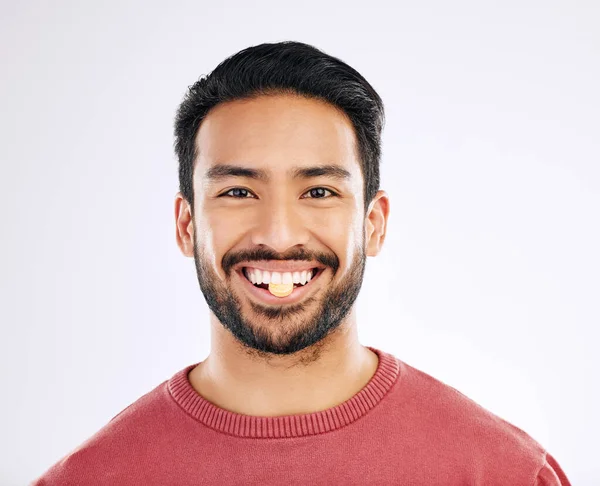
[195,215,235,264]
[307,211,362,272]
[199,210,253,270]
[206,209,252,241]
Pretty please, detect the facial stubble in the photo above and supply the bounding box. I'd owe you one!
[192,232,367,358]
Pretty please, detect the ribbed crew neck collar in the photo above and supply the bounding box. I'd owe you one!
[167,346,400,438]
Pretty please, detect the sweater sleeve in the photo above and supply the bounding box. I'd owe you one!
[534,452,572,486]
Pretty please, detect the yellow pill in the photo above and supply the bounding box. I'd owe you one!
[268,282,294,297]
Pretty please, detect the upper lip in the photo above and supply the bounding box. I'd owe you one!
[236,262,325,273]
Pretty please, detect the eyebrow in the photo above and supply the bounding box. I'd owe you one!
[291,165,351,181]
[204,164,351,183]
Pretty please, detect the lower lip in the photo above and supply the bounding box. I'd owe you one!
[236,268,324,305]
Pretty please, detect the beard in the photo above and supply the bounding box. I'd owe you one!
[192,233,367,357]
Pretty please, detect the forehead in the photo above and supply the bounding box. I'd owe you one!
[194,94,362,179]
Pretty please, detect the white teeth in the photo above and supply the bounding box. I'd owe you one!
[245,268,317,286]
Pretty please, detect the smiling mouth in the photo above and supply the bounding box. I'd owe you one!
[242,267,321,290]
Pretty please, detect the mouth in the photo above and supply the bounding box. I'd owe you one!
[236,266,325,305]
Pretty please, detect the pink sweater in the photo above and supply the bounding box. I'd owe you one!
[32,347,571,485]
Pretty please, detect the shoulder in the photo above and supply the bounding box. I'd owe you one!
[31,378,172,485]
[389,359,550,482]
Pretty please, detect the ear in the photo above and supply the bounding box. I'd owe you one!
[365,190,390,257]
[175,192,195,258]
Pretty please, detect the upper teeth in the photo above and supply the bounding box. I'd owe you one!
[244,268,314,285]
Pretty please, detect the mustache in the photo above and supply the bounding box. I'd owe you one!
[222,247,339,275]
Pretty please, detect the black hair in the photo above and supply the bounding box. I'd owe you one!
[173,40,385,215]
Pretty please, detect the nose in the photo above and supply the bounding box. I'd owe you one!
[250,198,310,253]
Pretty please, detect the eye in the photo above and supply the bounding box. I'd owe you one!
[219,187,256,198]
[302,187,339,199]
[218,187,339,199]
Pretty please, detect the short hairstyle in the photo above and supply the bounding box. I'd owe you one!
[173,40,385,216]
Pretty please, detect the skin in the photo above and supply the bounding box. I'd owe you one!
[174,93,389,416]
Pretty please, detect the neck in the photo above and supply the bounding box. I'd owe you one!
[188,309,379,416]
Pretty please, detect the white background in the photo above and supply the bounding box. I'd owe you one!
[1,1,598,484]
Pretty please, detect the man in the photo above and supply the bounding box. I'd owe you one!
[33,41,571,485]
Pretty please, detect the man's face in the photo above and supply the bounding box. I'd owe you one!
[189,94,370,356]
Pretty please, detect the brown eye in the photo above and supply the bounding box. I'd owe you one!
[221,188,255,198]
[303,187,337,199]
